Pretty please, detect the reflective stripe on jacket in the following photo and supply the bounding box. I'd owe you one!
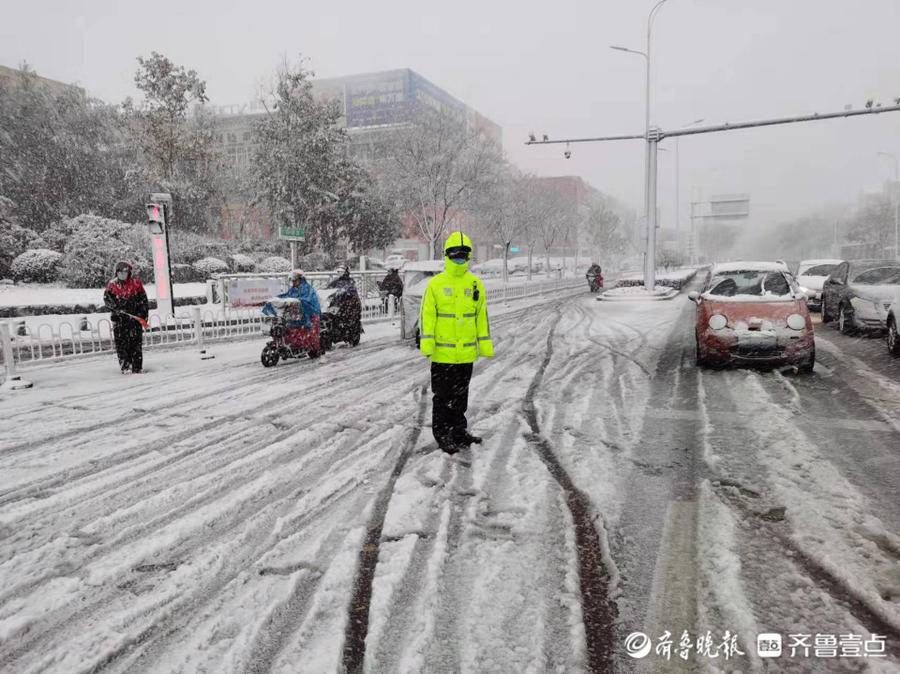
[419,271,493,364]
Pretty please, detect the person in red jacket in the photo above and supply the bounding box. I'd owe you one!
[103,261,149,373]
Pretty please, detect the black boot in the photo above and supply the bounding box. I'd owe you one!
[461,431,482,445]
[439,441,461,455]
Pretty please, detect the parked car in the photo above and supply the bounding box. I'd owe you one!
[689,261,815,372]
[886,290,900,356]
[796,259,842,311]
[820,259,900,334]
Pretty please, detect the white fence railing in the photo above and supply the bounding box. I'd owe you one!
[1,277,584,373]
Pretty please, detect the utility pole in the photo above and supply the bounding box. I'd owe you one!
[527,104,900,285]
[877,151,899,259]
[610,0,671,290]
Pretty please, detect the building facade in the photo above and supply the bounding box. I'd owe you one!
[0,64,82,96]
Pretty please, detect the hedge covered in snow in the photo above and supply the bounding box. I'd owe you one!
[257,256,292,272]
[11,249,64,283]
[192,257,229,279]
[228,253,256,272]
[0,220,45,279]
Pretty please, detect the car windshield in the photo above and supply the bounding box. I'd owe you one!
[799,263,839,277]
[851,266,900,284]
[707,270,792,297]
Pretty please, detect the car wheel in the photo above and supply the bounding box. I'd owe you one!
[260,344,279,367]
[888,317,900,357]
[798,347,815,374]
[320,330,333,351]
[838,304,856,335]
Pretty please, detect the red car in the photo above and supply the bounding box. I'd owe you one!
[690,262,815,372]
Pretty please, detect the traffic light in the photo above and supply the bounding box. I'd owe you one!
[147,202,166,235]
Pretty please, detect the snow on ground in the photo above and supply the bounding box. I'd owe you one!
[600,285,677,300]
[1,283,899,671]
[615,268,698,284]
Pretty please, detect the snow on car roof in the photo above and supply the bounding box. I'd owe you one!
[710,261,788,274]
[798,258,843,266]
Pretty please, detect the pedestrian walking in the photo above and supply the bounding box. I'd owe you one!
[419,231,494,454]
[103,261,149,374]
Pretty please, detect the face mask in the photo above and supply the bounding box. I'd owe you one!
[116,271,128,281]
[450,257,467,265]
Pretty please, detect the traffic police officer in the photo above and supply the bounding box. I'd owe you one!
[419,231,494,454]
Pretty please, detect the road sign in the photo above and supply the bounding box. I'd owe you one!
[510,246,520,253]
[278,226,306,241]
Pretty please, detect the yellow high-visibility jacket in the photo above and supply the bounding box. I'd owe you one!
[419,261,494,364]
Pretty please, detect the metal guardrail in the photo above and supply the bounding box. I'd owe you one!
[1,276,582,375]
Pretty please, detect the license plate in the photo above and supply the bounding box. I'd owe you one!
[736,330,777,352]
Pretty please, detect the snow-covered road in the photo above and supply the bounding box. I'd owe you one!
[1,288,899,672]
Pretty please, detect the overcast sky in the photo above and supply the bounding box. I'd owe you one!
[3,0,899,236]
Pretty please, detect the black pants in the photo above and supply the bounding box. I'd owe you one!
[431,362,473,447]
[114,321,143,372]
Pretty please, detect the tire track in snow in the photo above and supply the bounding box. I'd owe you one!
[341,385,429,673]
[701,370,900,657]
[0,362,423,610]
[0,386,423,673]
[0,372,428,672]
[522,317,618,673]
[0,350,415,511]
[344,299,569,672]
[0,342,409,458]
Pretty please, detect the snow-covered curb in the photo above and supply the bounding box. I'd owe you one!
[596,286,679,301]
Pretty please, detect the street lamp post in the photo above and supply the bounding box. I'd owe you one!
[877,151,899,259]
[611,0,671,289]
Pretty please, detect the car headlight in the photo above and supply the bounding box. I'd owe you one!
[786,314,806,330]
[708,314,728,330]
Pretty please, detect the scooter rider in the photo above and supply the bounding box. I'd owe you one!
[586,262,604,292]
[278,270,321,329]
[327,263,362,322]
[378,266,404,313]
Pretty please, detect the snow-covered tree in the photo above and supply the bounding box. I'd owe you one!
[0,66,140,230]
[60,214,147,287]
[125,52,221,232]
[378,110,503,259]
[583,195,630,265]
[252,59,399,259]
[473,165,523,283]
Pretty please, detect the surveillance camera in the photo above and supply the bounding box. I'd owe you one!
[564,150,572,159]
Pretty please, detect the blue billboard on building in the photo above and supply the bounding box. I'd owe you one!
[311,68,502,144]
[344,70,411,128]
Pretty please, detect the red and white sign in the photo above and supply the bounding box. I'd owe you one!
[225,278,286,307]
